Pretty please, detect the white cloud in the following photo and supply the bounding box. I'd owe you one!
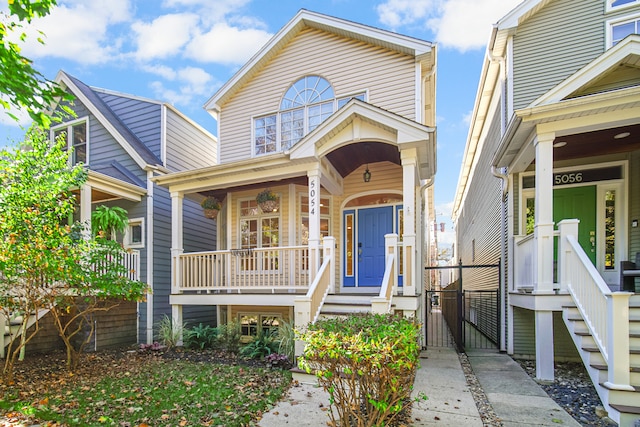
[162,0,252,22]
[132,13,200,61]
[19,0,132,63]
[148,66,218,106]
[185,23,272,65]
[377,0,522,52]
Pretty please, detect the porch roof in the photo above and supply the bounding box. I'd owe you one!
[492,37,640,172]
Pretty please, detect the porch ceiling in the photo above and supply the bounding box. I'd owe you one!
[551,123,640,162]
[326,141,401,177]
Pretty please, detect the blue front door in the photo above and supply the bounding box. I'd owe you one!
[343,206,393,287]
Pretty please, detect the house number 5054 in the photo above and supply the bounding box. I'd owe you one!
[554,172,583,185]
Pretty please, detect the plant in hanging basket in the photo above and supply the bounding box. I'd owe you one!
[201,196,221,219]
[256,188,278,212]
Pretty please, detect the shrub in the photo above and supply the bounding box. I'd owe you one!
[217,321,242,354]
[240,330,278,359]
[298,313,421,427]
[184,323,218,350]
[265,353,292,369]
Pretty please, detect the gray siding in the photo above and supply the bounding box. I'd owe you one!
[165,109,217,171]
[456,105,503,290]
[512,308,580,361]
[512,0,604,110]
[97,92,162,160]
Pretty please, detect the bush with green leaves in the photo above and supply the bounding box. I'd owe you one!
[240,330,278,359]
[184,323,218,350]
[298,313,421,427]
[217,321,242,354]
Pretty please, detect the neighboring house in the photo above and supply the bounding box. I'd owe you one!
[155,10,437,346]
[18,70,218,350]
[453,0,640,423]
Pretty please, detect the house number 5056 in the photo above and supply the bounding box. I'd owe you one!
[554,172,583,185]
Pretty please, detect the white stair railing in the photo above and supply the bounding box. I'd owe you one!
[558,219,633,391]
[372,234,398,314]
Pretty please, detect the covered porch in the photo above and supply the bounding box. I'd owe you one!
[156,100,436,328]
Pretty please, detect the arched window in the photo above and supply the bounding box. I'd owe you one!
[253,76,365,156]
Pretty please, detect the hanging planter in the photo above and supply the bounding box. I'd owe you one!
[201,196,221,219]
[256,188,278,213]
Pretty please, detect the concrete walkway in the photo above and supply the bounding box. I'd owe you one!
[258,347,581,426]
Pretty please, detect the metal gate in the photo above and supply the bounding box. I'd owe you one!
[424,261,501,352]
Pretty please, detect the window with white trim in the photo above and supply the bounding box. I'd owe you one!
[124,218,144,248]
[239,197,280,270]
[610,15,640,45]
[253,75,365,156]
[52,118,88,165]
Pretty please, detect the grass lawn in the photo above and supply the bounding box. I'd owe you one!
[0,349,292,427]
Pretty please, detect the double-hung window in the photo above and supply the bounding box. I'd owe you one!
[52,118,88,165]
[607,1,640,47]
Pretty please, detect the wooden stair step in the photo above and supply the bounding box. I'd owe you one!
[590,364,640,373]
[323,301,371,307]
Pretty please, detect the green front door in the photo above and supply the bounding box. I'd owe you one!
[553,186,596,265]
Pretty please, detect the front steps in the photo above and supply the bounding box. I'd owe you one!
[563,295,640,425]
[318,293,376,318]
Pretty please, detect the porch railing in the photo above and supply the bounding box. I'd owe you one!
[177,246,310,292]
[372,234,398,313]
[513,234,534,291]
[121,250,140,281]
[558,220,633,391]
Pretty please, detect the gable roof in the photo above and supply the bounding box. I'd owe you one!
[289,98,436,179]
[203,9,435,118]
[531,34,640,106]
[55,71,162,169]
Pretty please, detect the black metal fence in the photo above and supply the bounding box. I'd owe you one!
[424,261,501,352]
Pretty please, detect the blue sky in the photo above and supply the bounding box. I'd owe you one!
[0,0,523,249]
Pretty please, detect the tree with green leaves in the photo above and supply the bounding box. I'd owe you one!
[0,126,147,379]
[1,0,73,127]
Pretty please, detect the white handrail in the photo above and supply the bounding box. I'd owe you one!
[372,254,395,314]
[562,231,632,390]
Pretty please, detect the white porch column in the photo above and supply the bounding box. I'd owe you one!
[533,132,555,294]
[307,168,321,281]
[401,149,417,297]
[80,183,92,238]
[170,191,184,295]
[535,310,554,381]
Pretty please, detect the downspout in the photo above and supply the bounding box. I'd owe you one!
[492,166,508,352]
[146,170,154,344]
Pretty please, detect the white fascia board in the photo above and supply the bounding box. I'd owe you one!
[532,35,640,106]
[87,170,147,202]
[203,10,433,113]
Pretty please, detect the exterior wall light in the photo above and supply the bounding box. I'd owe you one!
[363,165,371,182]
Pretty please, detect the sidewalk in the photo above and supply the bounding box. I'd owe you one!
[258,347,581,426]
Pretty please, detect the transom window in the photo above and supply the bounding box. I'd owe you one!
[52,119,88,165]
[253,75,365,156]
[611,0,639,9]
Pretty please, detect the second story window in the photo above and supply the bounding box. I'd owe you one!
[253,75,365,156]
[611,16,640,45]
[52,119,88,165]
[611,0,639,9]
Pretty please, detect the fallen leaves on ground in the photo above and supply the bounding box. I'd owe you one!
[0,348,292,427]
